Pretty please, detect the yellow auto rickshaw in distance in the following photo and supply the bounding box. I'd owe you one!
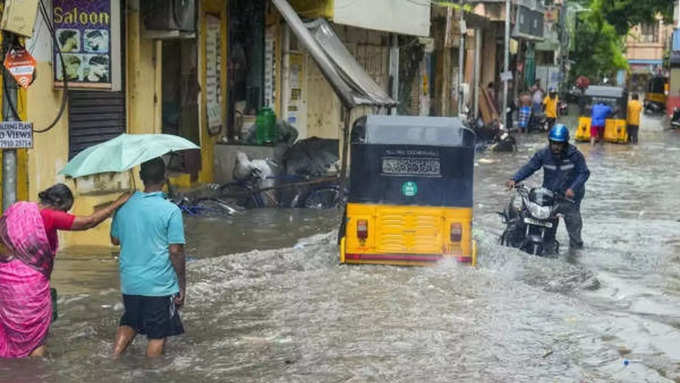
[574,86,629,143]
[644,75,668,114]
[339,115,477,266]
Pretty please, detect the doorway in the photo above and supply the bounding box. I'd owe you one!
[162,39,201,177]
[227,0,266,140]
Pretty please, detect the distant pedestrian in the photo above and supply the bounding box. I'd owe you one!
[590,101,613,146]
[518,92,532,133]
[543,88,559,131]
[627,94,643,144]
[531,80,545,115]
[111,158,186,358]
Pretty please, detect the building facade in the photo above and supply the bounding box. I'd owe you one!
[625,17,672,92]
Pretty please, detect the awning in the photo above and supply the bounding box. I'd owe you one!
[272,0,397,108]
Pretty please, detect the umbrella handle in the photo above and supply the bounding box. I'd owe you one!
[128,169,137,192]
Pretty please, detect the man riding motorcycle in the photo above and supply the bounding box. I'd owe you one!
[505,124,590,249]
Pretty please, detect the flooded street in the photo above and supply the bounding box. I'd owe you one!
[2,113,680,382]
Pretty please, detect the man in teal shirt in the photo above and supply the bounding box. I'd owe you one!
[110,158,186,358]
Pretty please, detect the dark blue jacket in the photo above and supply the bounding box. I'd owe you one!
[512,144,590,202]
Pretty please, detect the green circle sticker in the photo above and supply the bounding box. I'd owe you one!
[402,181,418,197]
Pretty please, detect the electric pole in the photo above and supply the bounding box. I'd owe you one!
[457,4,465,116]
[502,0,511,127]
[2,32,18,211]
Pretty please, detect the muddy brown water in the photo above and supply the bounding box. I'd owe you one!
[1,113,680,382]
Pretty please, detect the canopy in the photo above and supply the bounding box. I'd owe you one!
[271,0,396,108]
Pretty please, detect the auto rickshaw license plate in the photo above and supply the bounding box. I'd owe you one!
[524,217,552,228]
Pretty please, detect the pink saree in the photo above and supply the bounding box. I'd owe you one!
[0,202,54,358]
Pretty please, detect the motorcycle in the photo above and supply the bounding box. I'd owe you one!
[498,184,572,256]
[528,109,548,132]
[645,101,664,114]
[671,107,680,129]
[488,123,517,152]
[558,100,568,116]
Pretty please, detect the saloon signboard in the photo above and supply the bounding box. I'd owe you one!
[53,0,112,89]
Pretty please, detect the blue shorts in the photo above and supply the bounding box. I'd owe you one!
[120,294,184,339]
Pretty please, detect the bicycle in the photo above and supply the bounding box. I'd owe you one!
[217,171,345,209]
[174,196,243,216]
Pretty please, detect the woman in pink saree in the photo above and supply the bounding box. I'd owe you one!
[0,184,130,358]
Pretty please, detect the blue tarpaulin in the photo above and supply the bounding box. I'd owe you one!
[673,29,680,51]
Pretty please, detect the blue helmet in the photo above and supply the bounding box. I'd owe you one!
[549,124,569,142]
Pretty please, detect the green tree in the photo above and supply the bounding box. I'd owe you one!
[598,0,673,35]
[569,2,628,83]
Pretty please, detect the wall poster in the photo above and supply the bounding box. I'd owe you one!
[53,0,112,89]
[205,14,223,134]
[264,28,276,108]
[287,52,304,126]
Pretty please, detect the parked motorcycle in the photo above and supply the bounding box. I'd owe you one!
[528,109,548,132]
[498,184,572,256]
[488,123,517,152]
[558,100,568,116]
[645,101,664,114]
[671,107,680,129]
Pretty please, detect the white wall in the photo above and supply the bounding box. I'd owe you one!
[333,0,431,37]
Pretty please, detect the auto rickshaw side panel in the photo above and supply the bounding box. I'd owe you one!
[603,119,628,143]
[575,117,591,141]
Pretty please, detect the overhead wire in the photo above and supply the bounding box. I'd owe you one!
[1,0,69,133]
[37,0,69,133]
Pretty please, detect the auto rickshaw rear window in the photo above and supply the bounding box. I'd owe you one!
[361,115,475,147]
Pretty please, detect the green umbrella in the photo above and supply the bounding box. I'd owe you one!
[59,133,200,178]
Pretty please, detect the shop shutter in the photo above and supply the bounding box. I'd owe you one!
[68,90,126,159]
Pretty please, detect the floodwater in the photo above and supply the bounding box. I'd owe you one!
[2,112,680,382]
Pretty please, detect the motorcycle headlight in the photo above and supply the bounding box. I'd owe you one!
[527,202,551,220]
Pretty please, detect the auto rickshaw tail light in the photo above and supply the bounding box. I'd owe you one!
[357,220,368,240]
[450,223,462,242]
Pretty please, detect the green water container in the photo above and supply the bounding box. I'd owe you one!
[255,110,266,145]
[256,107,277,145]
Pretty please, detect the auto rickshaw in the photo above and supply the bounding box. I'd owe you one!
[574,86,629,143]
[644,75,668,114]
[339,115,477,266]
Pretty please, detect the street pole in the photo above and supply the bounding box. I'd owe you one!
[389,33,399,115]
[457,6,465,116]
[2,33,18,211]
[473,28,481,119]
[502,0,511,127]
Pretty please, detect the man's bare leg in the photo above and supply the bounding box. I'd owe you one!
[146,338,166,358]
[113,325,137,359]
[590,136,595,146]
[30,345,46,357]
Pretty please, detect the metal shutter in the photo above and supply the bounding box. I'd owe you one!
[68,91,126,159]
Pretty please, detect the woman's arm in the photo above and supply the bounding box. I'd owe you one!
[71,193,131,231]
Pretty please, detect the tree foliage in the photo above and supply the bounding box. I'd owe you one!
[598,0,674,35]
[569,1,628,83]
